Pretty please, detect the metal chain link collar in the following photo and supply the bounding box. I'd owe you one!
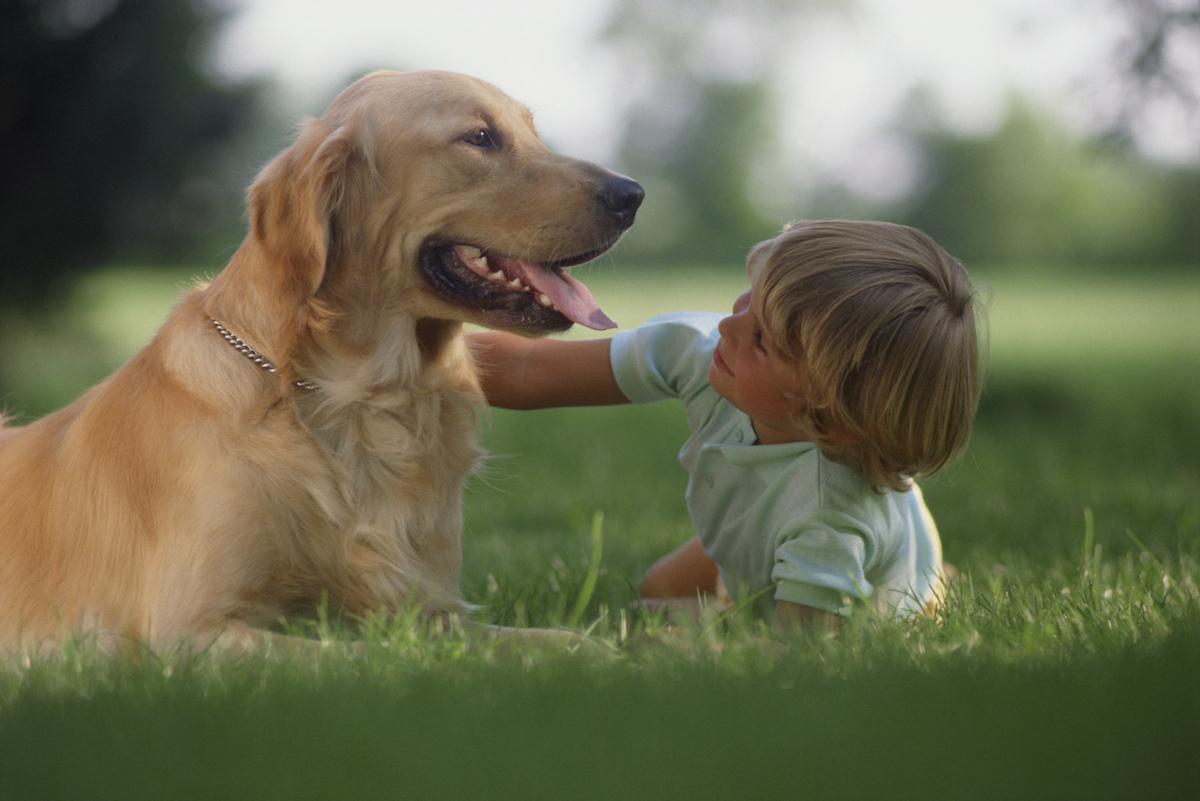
[210,319,318,392]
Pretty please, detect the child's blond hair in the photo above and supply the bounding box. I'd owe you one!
[755,220,983,491]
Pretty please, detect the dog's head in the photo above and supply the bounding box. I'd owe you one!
[247,70,642,337]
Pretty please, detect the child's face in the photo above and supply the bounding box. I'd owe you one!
[708,276,813,446]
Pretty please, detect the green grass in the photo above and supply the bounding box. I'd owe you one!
[0,262,1198,799]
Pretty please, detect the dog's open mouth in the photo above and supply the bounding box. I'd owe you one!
[418,239,617,332]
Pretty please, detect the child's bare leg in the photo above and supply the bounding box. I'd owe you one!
[640,536,717,601]
[637,538,724,625]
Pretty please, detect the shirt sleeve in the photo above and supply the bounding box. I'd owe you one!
[609,312,723,405]
[772,518,875,616]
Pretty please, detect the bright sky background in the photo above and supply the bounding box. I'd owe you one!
[214,0,1198,200]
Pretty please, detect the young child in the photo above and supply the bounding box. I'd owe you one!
[469,220,982,629]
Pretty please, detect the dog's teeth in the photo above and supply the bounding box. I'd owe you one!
[477,255,488,270]
[488,270,506,282]
[537,293,552,308]
[507,278,523,290]
[459,245,481,259]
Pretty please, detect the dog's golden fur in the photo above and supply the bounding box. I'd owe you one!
[0,70,638,654]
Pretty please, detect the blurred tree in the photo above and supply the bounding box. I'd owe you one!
[617,78,778,263]
[600,0,1198,270]
[1102,0,1200,144]
[1159,164,1200,265]
[603,0,840,264]
[898,96,1199,267]
[0,0,261,308]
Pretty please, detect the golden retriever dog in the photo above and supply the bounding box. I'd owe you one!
[0,70,643,655]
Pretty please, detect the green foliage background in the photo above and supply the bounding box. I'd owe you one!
[0,0,264,307]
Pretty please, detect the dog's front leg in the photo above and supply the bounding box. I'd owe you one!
[197,621,365,661]
[466,621,615,658]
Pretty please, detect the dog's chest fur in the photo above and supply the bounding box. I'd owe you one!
[262,330,485,618]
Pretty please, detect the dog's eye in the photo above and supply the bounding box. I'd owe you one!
[464,128,496,149]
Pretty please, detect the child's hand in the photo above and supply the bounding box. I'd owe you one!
[467,332,629,409]
[773,600,842,633]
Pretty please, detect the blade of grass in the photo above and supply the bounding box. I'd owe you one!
[567,511,604,627]
[1082,506,1095,577]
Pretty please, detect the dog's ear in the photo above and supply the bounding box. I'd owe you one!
[248,115,373,311]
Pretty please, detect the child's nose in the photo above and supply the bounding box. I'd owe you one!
[718,309,745,344]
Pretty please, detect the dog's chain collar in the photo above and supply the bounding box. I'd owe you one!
[210,319,318,392]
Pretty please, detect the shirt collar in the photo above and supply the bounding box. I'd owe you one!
[716,411,817,467]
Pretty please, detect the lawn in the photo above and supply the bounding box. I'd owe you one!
[0,262,1197,800]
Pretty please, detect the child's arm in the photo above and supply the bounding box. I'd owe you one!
[467,332,630,409]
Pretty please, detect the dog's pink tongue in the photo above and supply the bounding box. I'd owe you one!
[513,262,617,331]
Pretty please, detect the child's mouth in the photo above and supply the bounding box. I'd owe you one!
[712,344,732,376]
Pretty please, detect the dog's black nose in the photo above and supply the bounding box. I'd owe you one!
[600,176,645,227]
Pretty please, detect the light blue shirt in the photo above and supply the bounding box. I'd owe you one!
[610,312,943,617]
